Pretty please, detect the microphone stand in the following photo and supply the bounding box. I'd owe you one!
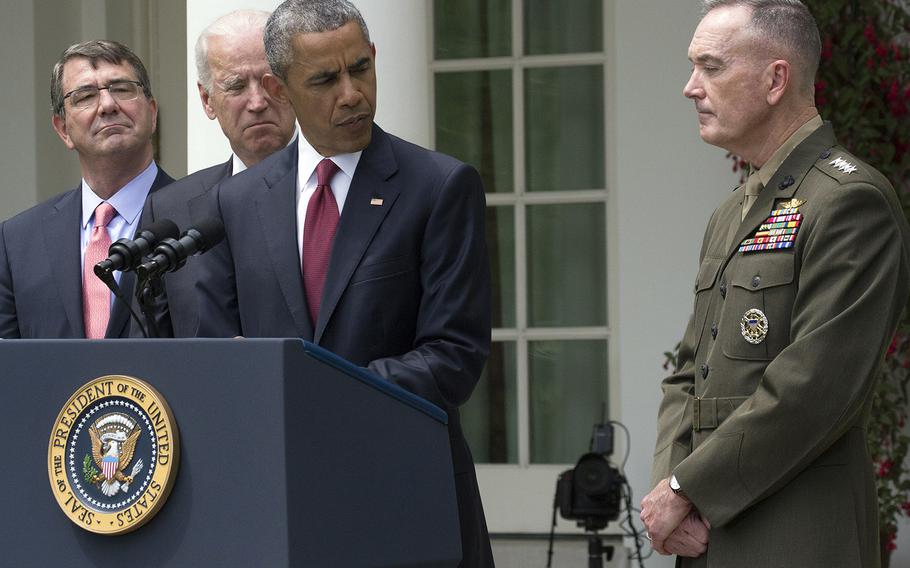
[95,271,149,338]
[134,272,164,339]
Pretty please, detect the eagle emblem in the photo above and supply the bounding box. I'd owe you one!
[85,412,145,497]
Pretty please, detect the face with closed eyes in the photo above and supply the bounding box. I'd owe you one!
[273,21,377,157]
[52,57,157,161]
[200,31,297,167]
[682,5,774,154]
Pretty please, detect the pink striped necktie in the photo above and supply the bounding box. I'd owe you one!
[303,158,341,324]
[83,202,116,338]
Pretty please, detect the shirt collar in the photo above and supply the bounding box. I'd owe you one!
[755,114,823,188]
[233,126,300,176]
[81,161,158,229]
[296,133,362,187]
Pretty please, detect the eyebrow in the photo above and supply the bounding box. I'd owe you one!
[690,53,725,67]
[69,76,136,91]
[307,56,372,84]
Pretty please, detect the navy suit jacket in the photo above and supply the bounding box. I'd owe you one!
[0,167,173,338]
[138,158,230,337]
[196,125,493,565]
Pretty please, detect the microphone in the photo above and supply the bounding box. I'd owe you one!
[94,219,180,277]
[136,217,225,280]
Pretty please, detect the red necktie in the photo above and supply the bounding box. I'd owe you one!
[303,158,340,324]
[83,202,116,338]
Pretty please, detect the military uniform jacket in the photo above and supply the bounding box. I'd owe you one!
[650,124,910,567]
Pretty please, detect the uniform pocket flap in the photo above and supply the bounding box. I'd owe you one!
[696,257,724,292]
[730,254,794,291]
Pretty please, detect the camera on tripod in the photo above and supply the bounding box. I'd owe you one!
[555,421,623,532]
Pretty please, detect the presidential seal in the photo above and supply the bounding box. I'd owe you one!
[741,308,769,345]
[47,375,179,535]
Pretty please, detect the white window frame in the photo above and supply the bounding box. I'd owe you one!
[429,0,620,534]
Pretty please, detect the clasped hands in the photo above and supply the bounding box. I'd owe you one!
[640,477,710,557]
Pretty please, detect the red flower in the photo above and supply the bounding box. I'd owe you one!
[888,336,900,357]
[864,22,878,45]
[876,44,889,59]
[821,38,834,61]
[879,460,895,477]
[902,501,910,514]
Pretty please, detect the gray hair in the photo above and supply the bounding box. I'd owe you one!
[702,0,821,97]
[51,40,153,117]
[264,0,371,82]
[195,10,271,94]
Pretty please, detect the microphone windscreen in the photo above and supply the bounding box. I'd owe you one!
[145,218,180,241]
[191,217,225,250]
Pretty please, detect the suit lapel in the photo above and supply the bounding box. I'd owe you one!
[44,189,84,337]
[188,159,231,223]
[724,124,837,261]
[315,126,399,342]
[107,167,175,338]
[255,145,314,338]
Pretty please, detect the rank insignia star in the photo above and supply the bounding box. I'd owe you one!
[830,157,857,174]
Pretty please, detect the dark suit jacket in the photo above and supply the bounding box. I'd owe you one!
[0,167,173,339]
[137,158,230,337]
[196,125,493,566]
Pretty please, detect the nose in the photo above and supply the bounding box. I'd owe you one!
[337,74,362,108]
[247,81,269,113]
[683,70,703,100]
[97,87,120,114]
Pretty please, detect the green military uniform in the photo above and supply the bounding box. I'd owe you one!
[651,122,910,567]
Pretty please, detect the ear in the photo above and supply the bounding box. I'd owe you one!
[766,60,790,106]
[262,73,290,104]
[148,97,159,135]
[51,114,75,150]
[198,82,217,120]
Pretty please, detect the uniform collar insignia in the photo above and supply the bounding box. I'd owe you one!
[830,157,857,174]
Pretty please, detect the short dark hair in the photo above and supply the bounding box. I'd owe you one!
[51,40,153,117]
[264,0,371,82]
[702,0,820,97]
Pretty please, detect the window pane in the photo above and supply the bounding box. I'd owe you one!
[435,70,514,194]
[529,340,608,463]
[525,66,604,192]
[462,341,518,463]
[527,203,606,327]
[524,0,603,55]
[434,0,511,59]
[488,206,516,328]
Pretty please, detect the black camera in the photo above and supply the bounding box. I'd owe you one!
[555,422,623,531]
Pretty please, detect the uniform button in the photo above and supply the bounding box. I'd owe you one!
[751,275,761,288]
[701,364,710,379]
[820,149,831,159]
[711,322,718,340]
[720,283,727,298]
[778,175,794,190]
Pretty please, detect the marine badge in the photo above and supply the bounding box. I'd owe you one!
[47,375,179,535]
[740,309,769,344]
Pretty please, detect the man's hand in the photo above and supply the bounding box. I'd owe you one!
[663,511,710,557]
[640,476,693,555]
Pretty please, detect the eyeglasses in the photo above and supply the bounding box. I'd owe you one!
[62,80,144,110]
